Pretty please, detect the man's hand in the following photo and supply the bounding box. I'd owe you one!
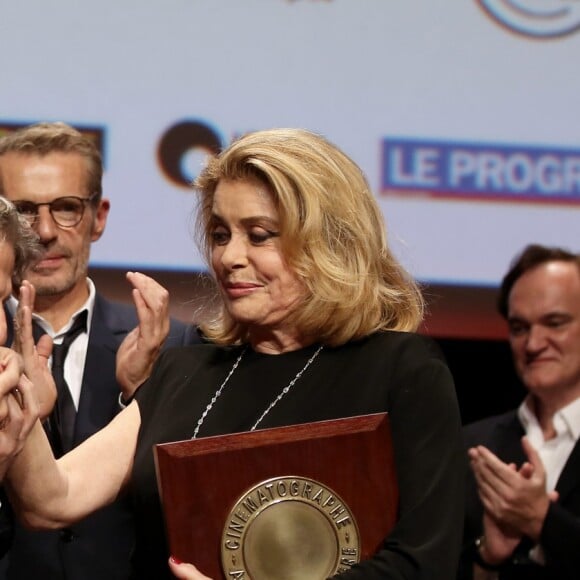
[116,272,170,400]
[12,281,55,419]
[469,437,554,543]
[478,511,522,567]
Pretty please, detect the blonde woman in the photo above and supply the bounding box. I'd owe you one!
[8,129,463,578]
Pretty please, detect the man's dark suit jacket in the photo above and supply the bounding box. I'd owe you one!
[459,409,580,580]
[0,294,199,580]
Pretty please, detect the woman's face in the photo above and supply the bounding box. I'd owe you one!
[210,178,306,342]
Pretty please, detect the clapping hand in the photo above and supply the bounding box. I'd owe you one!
[116,272,170,400]
[469,437,558,564]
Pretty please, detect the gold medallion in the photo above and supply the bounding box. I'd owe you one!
[221,476,360,580]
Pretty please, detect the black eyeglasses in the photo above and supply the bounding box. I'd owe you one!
[12,195,97,228]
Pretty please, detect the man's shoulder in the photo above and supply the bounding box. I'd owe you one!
[93,293,200,345]
[464,408,519,427]
[93,294,139,330]
[462,409,521,446]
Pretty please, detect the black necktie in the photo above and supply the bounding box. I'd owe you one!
[49,311,87,457]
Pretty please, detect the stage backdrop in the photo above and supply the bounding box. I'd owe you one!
[1,1,578,313]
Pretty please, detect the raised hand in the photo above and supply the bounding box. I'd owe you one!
[116,272,170,400]
[12,281,56,419]
[0,349,40,479]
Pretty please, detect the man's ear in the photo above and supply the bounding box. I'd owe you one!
[91,198,110,242]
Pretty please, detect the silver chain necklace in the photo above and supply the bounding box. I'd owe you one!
[192,345,324,439]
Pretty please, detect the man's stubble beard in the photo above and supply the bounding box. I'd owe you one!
[27,241,91,300]
[26,258,87,300]
[27,270,79,299]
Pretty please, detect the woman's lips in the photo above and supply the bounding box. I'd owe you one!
[224,282,261,298]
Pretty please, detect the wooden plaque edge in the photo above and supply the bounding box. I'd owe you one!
[154,412,398,578]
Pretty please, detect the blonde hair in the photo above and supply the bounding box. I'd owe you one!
[0,122,103,200]
[195,128,424,346]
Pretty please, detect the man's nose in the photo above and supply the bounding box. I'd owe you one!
[34,206,58,242]
[526,325,548,353]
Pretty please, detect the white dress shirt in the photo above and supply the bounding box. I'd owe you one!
[518,395,580,492]
[7,279,96,410]
[516,395,580,565]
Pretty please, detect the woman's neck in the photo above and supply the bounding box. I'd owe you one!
[248,328,312,354]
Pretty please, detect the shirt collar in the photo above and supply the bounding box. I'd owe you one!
[518,395,580,442]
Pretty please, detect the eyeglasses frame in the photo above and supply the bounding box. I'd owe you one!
[12,193,99,229]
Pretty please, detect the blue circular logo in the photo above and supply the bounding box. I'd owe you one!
[477,0,580,38]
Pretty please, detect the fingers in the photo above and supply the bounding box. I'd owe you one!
[0,395,24,479]
[470,442,553,540]
[15,375,40,434]
[168,557,213,580]
[14,282,54,415]
[116,273,171,399]
[36,334,53,361]
[126,272,170,349]
[0,348,24,399]
[126,272,169,312]
[470,446,515,490]
[0,386,31,480]
[519,462,535,479]
[0,375,39,456]
[3,391,25,437]
[0,306,7,347]
[0,359,18,430]
[469,446,520,514]
[10,387,24,410]
[13,281,35,356]
[521,436,544,474]
[19,280,35,309]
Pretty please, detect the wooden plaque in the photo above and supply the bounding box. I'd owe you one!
[154,412,398,579]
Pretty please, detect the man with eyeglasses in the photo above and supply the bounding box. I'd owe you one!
[0,122,198,580]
